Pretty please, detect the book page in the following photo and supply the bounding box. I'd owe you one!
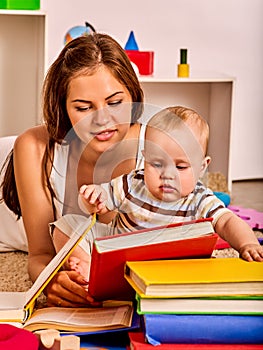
[0,291,26,309]
[96,220,213,252]
[25,215,95,308]
[23,304,133,332]
[0,292,28,322]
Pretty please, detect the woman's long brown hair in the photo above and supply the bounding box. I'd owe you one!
[0,33,144,219]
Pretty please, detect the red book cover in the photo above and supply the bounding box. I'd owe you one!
[128,332,263,350]
[88,218,217,301]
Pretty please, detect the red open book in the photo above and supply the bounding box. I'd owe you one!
[88,218,218,301]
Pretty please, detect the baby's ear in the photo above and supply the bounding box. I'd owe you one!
[200,156,211,178]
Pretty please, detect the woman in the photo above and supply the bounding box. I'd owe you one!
[0,33,144,307]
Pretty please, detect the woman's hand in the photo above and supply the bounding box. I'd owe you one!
[45,270,101,307]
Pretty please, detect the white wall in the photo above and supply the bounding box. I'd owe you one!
[42,0,263,181]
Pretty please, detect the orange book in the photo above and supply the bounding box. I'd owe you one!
[125,258,263,298]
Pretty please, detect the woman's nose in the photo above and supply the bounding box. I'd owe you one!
[93,107,111,126]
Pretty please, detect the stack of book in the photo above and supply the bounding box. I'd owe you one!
[0,217,217,332]
[124,258,263,348]
[87,218,217,301]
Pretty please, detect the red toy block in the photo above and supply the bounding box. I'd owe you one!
[125,50,154,76]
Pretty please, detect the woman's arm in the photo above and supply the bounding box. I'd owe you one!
[13,126,98,306]
[14,126,56,280]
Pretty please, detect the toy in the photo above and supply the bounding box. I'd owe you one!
[215,205,263,250]
[64,22,96,45]
[0,324,39,350]
[125,31,154,76]
[0,0,40,10]
[214,191,231,206]
[124,30,139,50]
[177,48,190,77]
[228,205,263,230]
[35,329,80,350]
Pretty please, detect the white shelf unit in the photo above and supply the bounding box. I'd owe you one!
[0,10,46,136]
[139,77,235,189]
[0,15,234,189]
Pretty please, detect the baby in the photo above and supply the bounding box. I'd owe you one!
[60,106,263,278]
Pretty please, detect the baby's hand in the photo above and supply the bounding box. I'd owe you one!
[79,184,108,214]
[239,243,263,262]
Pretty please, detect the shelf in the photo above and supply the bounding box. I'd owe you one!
[0,11,46,137]
[139,76,235,83]
[139,77,235,189]
[0,9,235,189]
[0,9,45,15]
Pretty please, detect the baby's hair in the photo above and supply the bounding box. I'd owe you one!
[147,106,209,155]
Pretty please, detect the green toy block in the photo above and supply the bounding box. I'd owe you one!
[0,0,40,10]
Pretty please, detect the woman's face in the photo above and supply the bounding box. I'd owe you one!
[66,65,133,154]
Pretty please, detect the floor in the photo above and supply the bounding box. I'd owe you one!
[230,179,263,212]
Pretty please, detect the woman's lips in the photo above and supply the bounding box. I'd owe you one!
[92,129,116,141]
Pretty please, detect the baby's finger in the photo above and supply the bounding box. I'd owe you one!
[240,250,253,262]
[251,250,263,262]
[82,186,96,201]
[79,184,88,194]
[99,190,108,203]
[89,188,103,204]
[97,201,106,211]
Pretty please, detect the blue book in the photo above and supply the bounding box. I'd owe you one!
[79,331,129,350]
[144,314,263,345]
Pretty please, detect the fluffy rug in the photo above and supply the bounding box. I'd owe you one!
[0,251,32,292]
[1,232,262,312]
[0,173,261,305]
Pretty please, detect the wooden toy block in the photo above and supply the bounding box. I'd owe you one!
[51,336,80,350]
[35,329,80,350]
[125,50,154,76]
[124,31,154,76]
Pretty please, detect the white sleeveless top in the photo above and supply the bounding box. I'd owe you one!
[0,125,146,252]
[50,123,146,219]
[49,124,147,252]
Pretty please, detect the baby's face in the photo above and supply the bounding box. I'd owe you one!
[143,126,205,202]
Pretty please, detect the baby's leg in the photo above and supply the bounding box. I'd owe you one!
[53,227,91,280]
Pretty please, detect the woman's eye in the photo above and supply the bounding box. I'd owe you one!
[108,99,122,107]
[76,106,92,112]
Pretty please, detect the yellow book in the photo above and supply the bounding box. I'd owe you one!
[125,258,263,298]
[0,214,96,324]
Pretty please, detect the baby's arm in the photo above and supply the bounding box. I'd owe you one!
[215,212,263,262]
[79,184,117,224]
